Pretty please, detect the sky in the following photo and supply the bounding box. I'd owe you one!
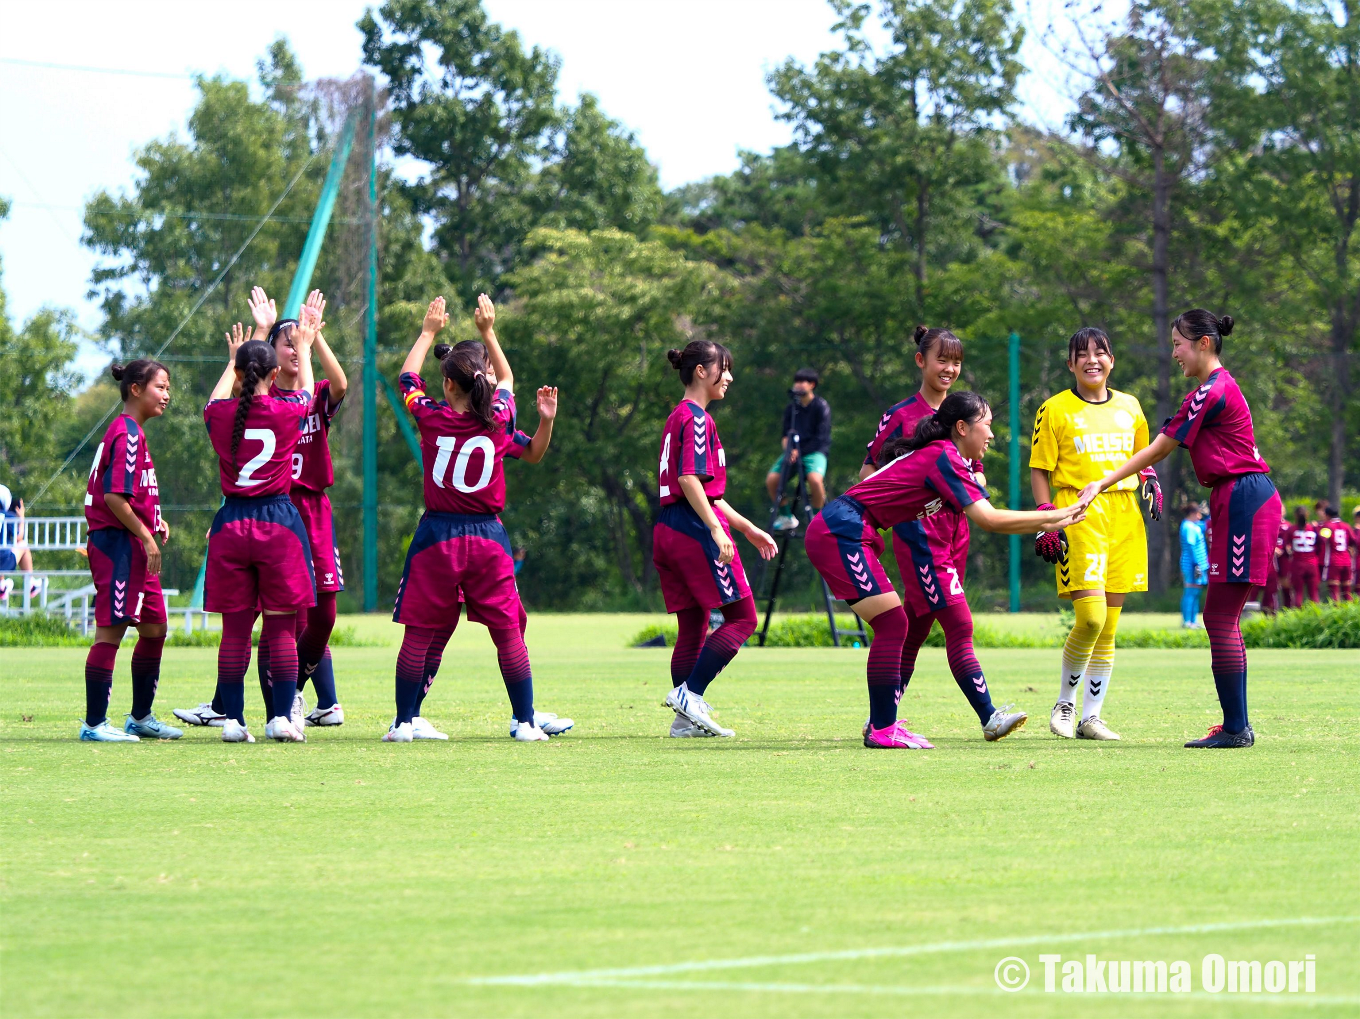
[0,0,1094,378]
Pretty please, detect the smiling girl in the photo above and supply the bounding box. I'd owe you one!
[1030,327,1160,741]
[1077,310,1282,749]
[810,391,1082,748]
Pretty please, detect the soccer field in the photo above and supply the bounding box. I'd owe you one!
[3,614,1357,1018]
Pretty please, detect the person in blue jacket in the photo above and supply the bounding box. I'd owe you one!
[1179,502,1209,627]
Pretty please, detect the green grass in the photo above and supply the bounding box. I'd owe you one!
[2,614,1358,1017]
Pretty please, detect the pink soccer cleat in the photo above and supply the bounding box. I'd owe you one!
[862,717,934,748]
[863,721,932,749]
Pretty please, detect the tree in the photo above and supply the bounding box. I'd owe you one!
[1216,0,1360,506]
[770,0,1023,314]
[360,0,561,297]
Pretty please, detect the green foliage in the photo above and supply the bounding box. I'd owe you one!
[1241,601,1360,650]
[0,614,88,647]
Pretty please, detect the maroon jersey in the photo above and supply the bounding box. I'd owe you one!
[1319,518,1354,573]
[84,415,161,533]
[1287,523,1319,565]
[844,439,988,530]
[204,392,311,497]
[1161,368,1270,487]
[400,371,516,514]
[864,392,976,548]
[271,379,341,493]
[658,399,726,508]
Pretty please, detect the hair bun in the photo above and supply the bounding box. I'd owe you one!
[913,325,930,345]
[666,348,684,369]
[433,343,453,360]
[110,364,126,382]
[1217,315,1234,336]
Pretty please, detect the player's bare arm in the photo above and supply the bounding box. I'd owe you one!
[102,492,161,576]
[678,474,734,564]
[474,293,513,393]
[210,322,249,400]
[1076,433,1178,509]
[293,304,318,397]
[302,289,346,403]
[964,499,1085,535]
[402,297,449,377]
[521,386,557,464]
[247,285,277,342]
[713,499,778,560]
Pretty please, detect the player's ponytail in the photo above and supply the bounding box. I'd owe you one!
[913,324,964,361]
[876,390,990,465]
[110,359,169,402]
[667,339,732,386]
[1172,309,1233,354]
[439,346,496,431]
[231,340,278,457]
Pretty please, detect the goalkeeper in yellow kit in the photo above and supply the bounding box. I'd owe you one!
[1030,327,1162,741]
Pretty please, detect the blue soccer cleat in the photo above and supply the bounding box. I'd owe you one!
[80,720,140,742]
[124,714,183,740]
[1185,724,1255,749]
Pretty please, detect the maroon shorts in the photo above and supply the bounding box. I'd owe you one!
[652,504,753,613]
[205,495,316,614]
[290,489,344,593]
[1206,473,1283,586]
[891,521,968,616]
[393,512,521,631]
[86,527,167,627]
[804,498,895,602]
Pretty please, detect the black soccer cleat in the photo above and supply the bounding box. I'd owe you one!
[1184,724,1255,749]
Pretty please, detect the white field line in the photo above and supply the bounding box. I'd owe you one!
[468,915,1360,987]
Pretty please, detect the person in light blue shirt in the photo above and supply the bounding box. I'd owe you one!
[1179,503,1209,626]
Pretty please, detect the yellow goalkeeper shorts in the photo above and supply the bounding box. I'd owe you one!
[1053,488,1148,597]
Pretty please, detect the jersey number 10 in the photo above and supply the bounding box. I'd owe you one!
[431,435,495,493]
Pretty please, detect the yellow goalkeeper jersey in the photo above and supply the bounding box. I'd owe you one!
[1029,387,1149,493]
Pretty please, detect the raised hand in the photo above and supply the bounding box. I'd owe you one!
[474,293,496,336]
[248,286,277,334]
[296,303,321,347]
[423,297,449,335]
[536,385,558,421]
[226,322,248,360]
[304,289,326,329]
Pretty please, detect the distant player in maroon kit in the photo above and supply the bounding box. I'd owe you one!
[1080,309,1283,749]
[1315,502,1354,601]
[1285,505,1321,605]
[388,295,567,744]
[654,340,777,738]
[1260,518,1292,614]
[79,360,181,742]
[202,314,320,744]
[859,325,994,732]
[808,391,1079,748]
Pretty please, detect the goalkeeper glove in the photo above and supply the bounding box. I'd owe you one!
[1034,503,1067,564]
[1139,467,1163,521]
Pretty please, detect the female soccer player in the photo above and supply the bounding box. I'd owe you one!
[858,326,993,732]
[1078,310,1282,749]
[654,339,777,738]
[203,315,319,743]
[1030,327,1160,742]
[250,287,348,728]
[79,359,180,742]
[1316,504,1354,601]
[808,391,1080,748]
[1285,505,1320,605]
[388,295,563,743]
[405,344,565,742]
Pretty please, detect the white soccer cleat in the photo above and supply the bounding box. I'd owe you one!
[665,683,735,737]
[410,716,448,740]
[509,711,574,737]
[669,716,711,738]
[291,692,307,731]
[265,716,306,742]
[79,720,140,742]
[983,705,1028,742]
[304,703,345,727]
[221,719,255,743]
[1049,701,1076,739]
[173,703,227,727]
[512,721,550,742]
[383,722,414,743]
[1077,716,1121,741]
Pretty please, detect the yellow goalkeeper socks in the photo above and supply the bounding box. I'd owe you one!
[1081,603,1121,721]
[1059,595,1106,705]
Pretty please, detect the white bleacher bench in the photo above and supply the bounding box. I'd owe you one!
[2,516,88,551]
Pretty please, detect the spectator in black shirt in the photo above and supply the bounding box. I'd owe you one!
[765,368,830,529]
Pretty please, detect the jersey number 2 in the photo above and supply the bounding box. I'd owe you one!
[236,429,275,487]
[431,435,495,492]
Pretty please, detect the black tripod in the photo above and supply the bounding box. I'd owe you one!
[754,427,868,648]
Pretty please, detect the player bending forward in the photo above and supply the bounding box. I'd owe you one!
[1030,327,1160,741]
[806,391,1082,748]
